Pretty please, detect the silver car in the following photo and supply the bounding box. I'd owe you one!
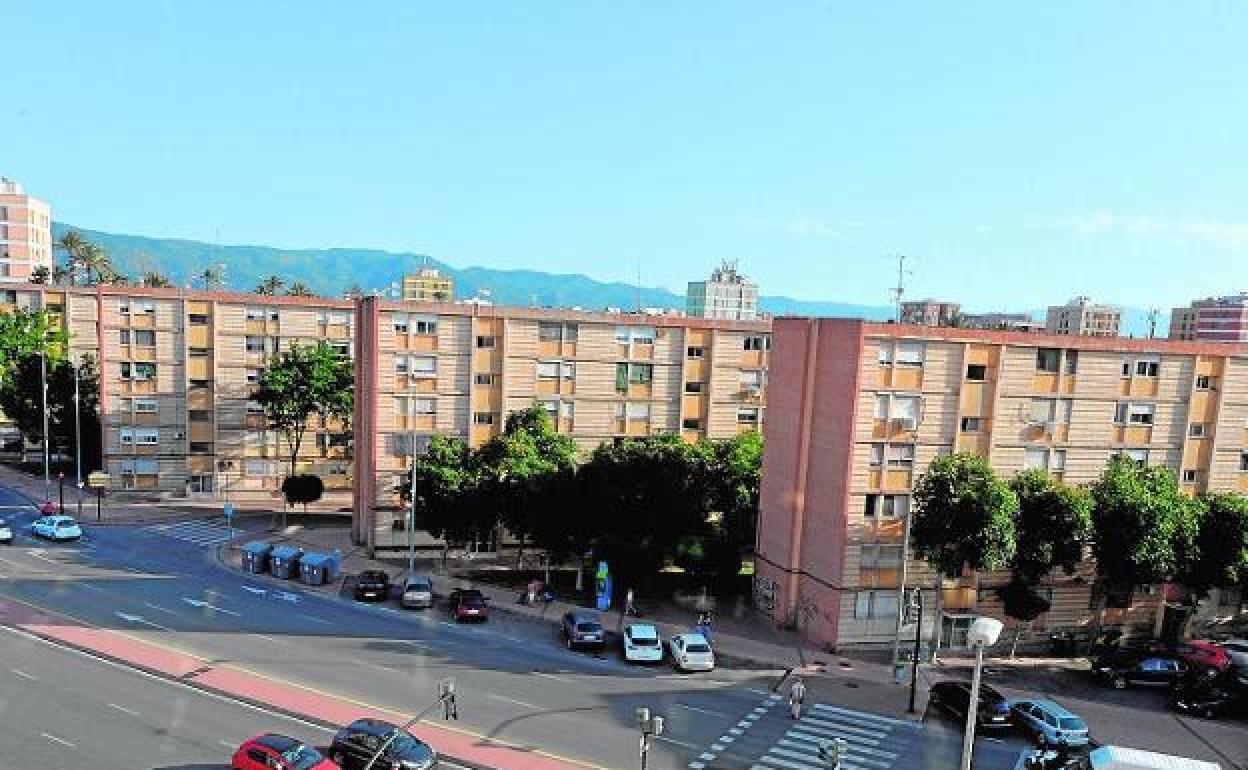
[1010,699,1089,748]
[400,576,434,609]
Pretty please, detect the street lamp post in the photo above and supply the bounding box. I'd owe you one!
[407,430,417,577]
[635,707,665,770]
[73,358,82,517]
[40,350,50,502]
[908,587,924,714]
[57,472,64,513]
[890,509,913,681]
[959,617,1004,770]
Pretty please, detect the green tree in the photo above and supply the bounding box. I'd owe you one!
[286,281,317,297]
[706,431,763,552]
[79,242,114,285]
[141,271,173,288]
[256,275,285,295]
[56,230,88,286]
[1185,493,1248,600]
[911,452,1018,576]
[0,309,67,386]
[281,474,325,512]
[0,354,101,473]
[254,342,354,479]
[198,265,226,291]
[396,435,491,543]
[29,266,50,285]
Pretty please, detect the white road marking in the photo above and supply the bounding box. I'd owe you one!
[41,732,75,748]
[143,602,176,614]
[297,613,332,625]
[113,612,174,632]
[242,586,268,596]
[653,735,701,750]
[711,743,725,751]
[252,634,287,645]
[488,694,541,709]
[79,583,103,592]
[221,739,236,749]
[11,668,36,680]
[360,662,402,674]
[729,727,744,735]
[182,597,241,616]
[532,671,572,683]
[745,687,770,696]
[675,702,731,718]
[108,703,139,716]
[688,760,706,769]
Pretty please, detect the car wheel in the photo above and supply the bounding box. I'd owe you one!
[1112,675,1127,690]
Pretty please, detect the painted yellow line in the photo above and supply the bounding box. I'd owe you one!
[0,590,620,770]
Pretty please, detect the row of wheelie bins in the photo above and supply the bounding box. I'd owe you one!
[241,541,342,585]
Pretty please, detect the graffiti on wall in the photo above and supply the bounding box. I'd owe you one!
[753,574,778,619]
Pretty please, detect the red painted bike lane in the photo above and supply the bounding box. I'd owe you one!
[0,597,608,770]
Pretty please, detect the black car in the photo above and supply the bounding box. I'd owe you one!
[1172,665,1248,718]
[1092,651,1188,689]
[329,718,437,770]
[560,611,606,650]
[928,680,1012,729]
[354,570,391,602]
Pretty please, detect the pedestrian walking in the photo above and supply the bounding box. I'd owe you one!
[788,677,806,719]
[625,588,636,617]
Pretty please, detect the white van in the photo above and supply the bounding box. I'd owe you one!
[1088,746,1220,770]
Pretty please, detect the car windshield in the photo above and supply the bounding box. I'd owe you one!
[685,643,711,653]
[576,622,602,632]
[462,597,484,607]
[407,580,431,591]
[281,744,324,770]
[631,636,658,646]
[1058,717,1086,731]
[57,521,74,528]
[389,729,429,757]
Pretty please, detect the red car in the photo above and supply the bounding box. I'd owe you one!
[1179,640,1230,671]
[38,500,59,515]
[233,733,339,770]
[449,588,489,622]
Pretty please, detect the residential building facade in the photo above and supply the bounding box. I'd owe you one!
[686,261,759,321]
[1045,296,1122,337]
[961,312,1043,332]
[757,318,1248,652]
[899,300,961,327]
[401,268,454,303]
[0,178,53,282]
[1169,294,1248,343]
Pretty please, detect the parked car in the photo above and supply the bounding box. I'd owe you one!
[1010,700,1090,748]
[0,517,12,544]
[353,570,390,602]
[622,623,664,663]
[1172,665,1248,718]
[400,576,434,609]
[1178,640,1231,671]
[561,611,605,650]
[232,733,338,770]
[38,500,59,515]
[927,680,1012,729]
[31,515,81,541]
[1092,651,1188,689]
[669,633,715,672]
[448,588,488,622]
[329,718,436,770]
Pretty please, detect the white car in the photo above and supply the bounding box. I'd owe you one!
[669,633,715,672]
[622,623,664,663]
[0,517,11,544]
[32,515,82,541]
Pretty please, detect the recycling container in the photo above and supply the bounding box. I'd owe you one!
[241,541,273,574]
[270,545,304,579]
[300,553,330,586]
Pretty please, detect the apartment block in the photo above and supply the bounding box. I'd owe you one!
[0,178,53,281]
[1045,296,1122,337]
[401,267,454,303]
[758,318,1248,652]
[352,296,770,543]
[1170,294,1248,343]
[899,299,960,327]
[687,261,759,321]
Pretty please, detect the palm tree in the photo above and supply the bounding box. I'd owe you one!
[142,271,173,288]
[79,243,113,285]
[285,281,316,297]
[199,265,225,291]
[56,230,88,285]
[28,266,50,285]
[255,275,285,295]
[51,266,70,286]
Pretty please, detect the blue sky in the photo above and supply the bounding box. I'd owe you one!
[5,2,1247,310]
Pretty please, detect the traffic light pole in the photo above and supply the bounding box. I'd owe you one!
[909,588,923,714]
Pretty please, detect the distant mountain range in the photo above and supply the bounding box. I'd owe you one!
[51,223,1161,336]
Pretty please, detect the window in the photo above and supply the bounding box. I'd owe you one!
[189,442,213,454]
[134,399,158,413]
[394,357,409,375]
[245,336,267,353]
[246,400,265,415]
[1114,448,1149,465]
[1240,452,1248,472]
[330,342,350,357]
[1024,448,1049,470]
[687,346,705,358]
[559,401,574,419]
[396,397,436,416]
[684,381,705,394]
[188,410,212,422]
[960,417,982,432]
[473,412,495,426]
[854,590,898,620]
[189,379,210,390]
[1036,348,1060,373]
[1063,349,1079,374]
[392,316,409,334]
[877,342,894,365]
[895,341,924,365]
[864,494,909,519]
[119,329,130,345]
[189,313,209,325]
[133,362,156,381]
[119,428,134,445]
[616,362,653,390]
[1182,469,1200,483]
[625,402,651,420]
[1134,356,1160,377]
[740,370,764,389]
[1121,360,1132,378]
[1196,375,1215,391]
[868,444,884,467]
[682,418,702,430]
[475,335,496,349]
[891,396,920,427]
[474,373,497,386]
[1189,423,1207,438]
[886,444,915,467]
[1051,449,1067,472]
[1127,403,1155,425]
[537,361,560,379]
[136,428,159,445]
[245,306,265,321]
[1030,398,1072,424]
[188,347,210,358]
[743,335,770,352]
[244,458,274,476]
[245,368,262,385]
[874,394,889,419]
[540,400,559,418]
[121,459,159,475]
[616,326,656,345]
[965,364,987,381]
[538,322,563,342]
[133,330,155,346]
[412,315,437,335]
[409,355,436,377]
[737,407,761,424]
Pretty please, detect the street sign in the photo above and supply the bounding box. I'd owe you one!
[86,472,110,489]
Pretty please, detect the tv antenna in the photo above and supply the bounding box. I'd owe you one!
[890,254,913,322]
[1147,308,1160,339]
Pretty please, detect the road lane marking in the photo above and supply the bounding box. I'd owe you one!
[533,671,572,683]
[675,703,730,718]
[297,613,332,625]
[143,603,176,614]
[113,612,174,632]
[11,668,36,680]
[182,597,241,616]
[221,739,236,749]
[242,585,268,596]
[252,633,287,644]
[745,687,770,696]
[488,694,541,709]
[654,735,701,750]
[360,662,402,674]
[41,732,75,748]
[108,702,139,716]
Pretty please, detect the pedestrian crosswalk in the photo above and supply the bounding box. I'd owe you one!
[753,704,914,770]
[142,520,236,547]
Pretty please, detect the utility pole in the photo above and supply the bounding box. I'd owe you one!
[40,350,50,502]
[407,431,417,576]
[890,254,911,323]
[73,358,82,517]
[890,511,914,683]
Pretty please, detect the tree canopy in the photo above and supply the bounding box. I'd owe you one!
[1010,469,1093,583]
[254,342,354,478]
[911,452,1018,576]
[1185,492,1248,599]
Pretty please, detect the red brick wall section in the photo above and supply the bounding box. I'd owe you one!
[352,297,380,545]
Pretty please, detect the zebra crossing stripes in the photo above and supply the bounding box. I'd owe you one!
[751,703,914,770]
[142,520,236,547]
